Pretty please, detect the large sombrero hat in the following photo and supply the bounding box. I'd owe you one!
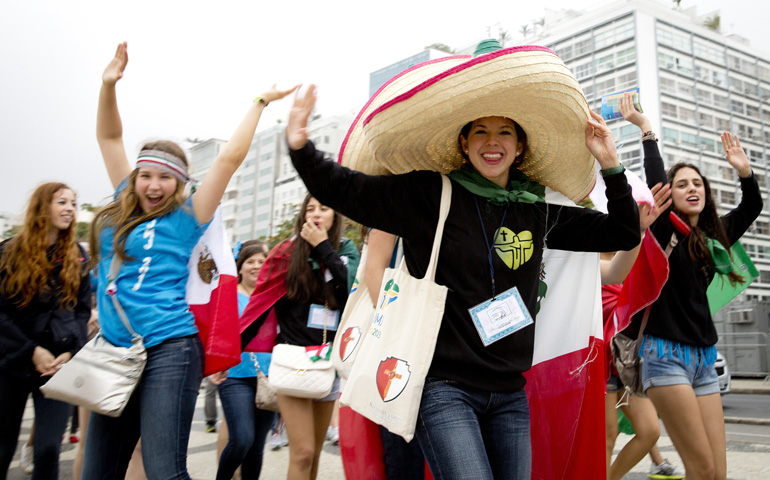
[340,42,596,201]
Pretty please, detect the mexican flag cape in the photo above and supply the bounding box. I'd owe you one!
[185,207,241,376]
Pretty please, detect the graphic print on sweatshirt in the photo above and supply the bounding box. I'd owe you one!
[493,227,534,270]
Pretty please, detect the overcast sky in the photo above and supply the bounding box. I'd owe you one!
[1,0,767,216]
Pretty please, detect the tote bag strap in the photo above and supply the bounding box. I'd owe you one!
[108,254,143,342]
[424,175,452,282]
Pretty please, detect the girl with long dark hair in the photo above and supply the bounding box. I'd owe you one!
[241,193,360,480]
[620,94,762,479]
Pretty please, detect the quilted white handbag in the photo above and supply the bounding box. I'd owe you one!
[268,344,335,399]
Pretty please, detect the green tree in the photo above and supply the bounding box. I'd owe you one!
[3,225,20,238]
[75,222,90,243]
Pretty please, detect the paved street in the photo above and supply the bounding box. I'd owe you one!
[7,378,770,479]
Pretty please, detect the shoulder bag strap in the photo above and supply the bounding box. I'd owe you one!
[108,254,143,342]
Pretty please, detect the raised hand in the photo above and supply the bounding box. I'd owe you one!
[260,83,300,105]
[619,92,651,132]
[103,42,128,87]
[640,182,672,230]
[721,132,752,178]
[585,109,619,169]
[286,85,317,150]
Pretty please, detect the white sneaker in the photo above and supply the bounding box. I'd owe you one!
[649,459,684,479]
[269,432,283,451]
[326,426,339,445]
[20,443,33,474]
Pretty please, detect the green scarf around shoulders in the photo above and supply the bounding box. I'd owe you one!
[446,164,545,205]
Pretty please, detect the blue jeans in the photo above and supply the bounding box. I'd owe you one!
[415,378,531,480]
[216,377,274,480]
[82,334,203,480]
[380,425,425,480]
[0,374,71,480]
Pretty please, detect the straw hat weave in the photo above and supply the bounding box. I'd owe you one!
[340,45,597,201]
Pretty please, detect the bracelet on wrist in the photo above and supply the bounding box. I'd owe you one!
[600,165,625,177]
[641,130,657,142]
[253,96,269,107]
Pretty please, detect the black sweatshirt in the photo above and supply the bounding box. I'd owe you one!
[291,141,640,392]
[0,240,91,383]
[623,141,762,347]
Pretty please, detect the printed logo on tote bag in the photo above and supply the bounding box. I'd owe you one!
[339,326,362,362]
[377,356,411,402]
[372,279,400,333]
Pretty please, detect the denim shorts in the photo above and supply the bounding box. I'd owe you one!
[641,335,720,396]
[606,374,622,393]
[315,376,341,402]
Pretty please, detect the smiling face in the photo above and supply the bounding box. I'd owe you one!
[459,116,523,187]
[49,188,77,232]
[671,166,706,225]
[304,197,335,232]
[134,168,179,213]
[239,252,266,288]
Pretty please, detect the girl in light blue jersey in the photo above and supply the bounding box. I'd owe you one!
[82,42,296,480]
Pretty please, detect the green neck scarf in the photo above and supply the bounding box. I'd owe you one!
[447,164,545,205]
[706,237,733,275]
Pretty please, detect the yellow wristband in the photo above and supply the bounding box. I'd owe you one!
[253,96,269,107]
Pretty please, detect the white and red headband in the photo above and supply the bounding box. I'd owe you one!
[136,149,189,182]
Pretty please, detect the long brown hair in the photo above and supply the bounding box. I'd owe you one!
[0,183,82,309]
[668,162,743,285]
[89,140,188,266]
[286,194,343,305]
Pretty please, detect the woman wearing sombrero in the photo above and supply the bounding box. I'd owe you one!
[283,42,640,479]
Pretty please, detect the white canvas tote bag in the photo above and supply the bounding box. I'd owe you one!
[332,244,375,379]
[340,175,450,442]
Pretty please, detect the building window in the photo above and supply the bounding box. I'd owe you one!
[714,117,729,132]
[679,106,695,123]
[258,182,272,192]
[730,99,745,115]
[575,39,592,56]
[698,137,716,153]
[680,132,698,149]
[697,89,712,104]
[661,102,678,118]
[698,113,714,129]
[258,197,270,206]
[256,213,268,222]
[713,94,729,110]
[663,127,679,144]
[660,77,676,94]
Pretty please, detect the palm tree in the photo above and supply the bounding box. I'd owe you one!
[520,24,531,38]
[703,14,721,32]
[498,29,512,47]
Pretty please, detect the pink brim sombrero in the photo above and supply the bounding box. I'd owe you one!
[340,45,596,201]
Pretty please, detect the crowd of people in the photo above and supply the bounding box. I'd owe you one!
[0,38,759,480]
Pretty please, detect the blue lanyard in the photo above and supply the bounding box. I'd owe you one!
[474,196,508,300]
